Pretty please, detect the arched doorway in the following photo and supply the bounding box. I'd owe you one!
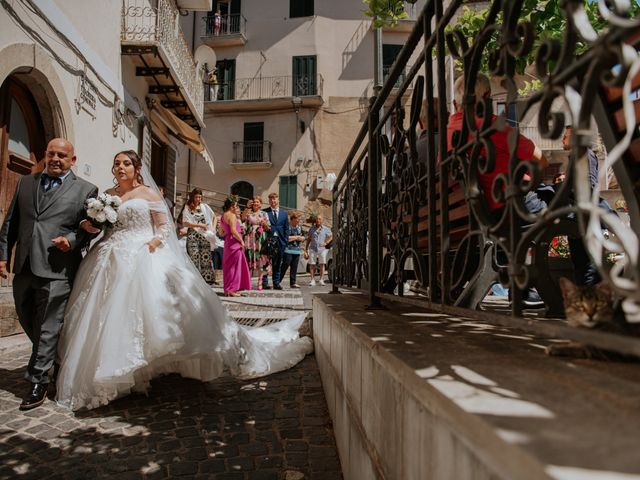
[230,180,254,207]
[0,76,47,225]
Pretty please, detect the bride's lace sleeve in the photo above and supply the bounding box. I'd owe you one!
[149,201,172,244]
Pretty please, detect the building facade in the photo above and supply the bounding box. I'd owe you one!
[180,0,426,220]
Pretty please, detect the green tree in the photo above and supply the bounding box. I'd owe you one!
[363,1,639,73]
[362,0,417,28]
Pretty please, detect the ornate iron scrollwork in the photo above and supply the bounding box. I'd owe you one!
[333,0,640,326]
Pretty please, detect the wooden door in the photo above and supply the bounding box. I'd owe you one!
[0,76,46,225]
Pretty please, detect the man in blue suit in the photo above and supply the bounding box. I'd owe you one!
[264,192,289,290]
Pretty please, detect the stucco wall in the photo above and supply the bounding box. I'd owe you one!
[0,0,195,192]
[183,0,426,219]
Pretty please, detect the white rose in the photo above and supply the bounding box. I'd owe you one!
[86,198,101,209]
[105,207,117,224]
[95,211,107,223]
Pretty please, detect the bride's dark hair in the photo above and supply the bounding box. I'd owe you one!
[113,150,145,185]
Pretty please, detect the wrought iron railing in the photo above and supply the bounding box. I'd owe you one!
[121,0,204,125]
[204,74,324,102]
[383,65,410,88]
[332,1,640,356]
[232,141,272,164]
[201,13,246,38]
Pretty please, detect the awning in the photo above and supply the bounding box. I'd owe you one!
[150,102,215,174]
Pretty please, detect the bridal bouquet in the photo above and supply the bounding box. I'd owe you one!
[86,193,122,227]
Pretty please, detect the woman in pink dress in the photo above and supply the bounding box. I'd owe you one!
[221,197,251,297]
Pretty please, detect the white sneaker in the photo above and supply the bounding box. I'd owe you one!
[319,279,326,286]
[310,279,316,286]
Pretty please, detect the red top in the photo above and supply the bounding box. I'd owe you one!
[446,111,535,211]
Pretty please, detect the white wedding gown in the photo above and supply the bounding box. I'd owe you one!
[56,198,313,410]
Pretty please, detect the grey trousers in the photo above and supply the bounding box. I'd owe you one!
[13,267,71,384]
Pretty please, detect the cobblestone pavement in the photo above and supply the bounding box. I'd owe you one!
[0,287,342,480]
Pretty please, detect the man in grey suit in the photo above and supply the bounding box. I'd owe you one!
[0,138,98,410]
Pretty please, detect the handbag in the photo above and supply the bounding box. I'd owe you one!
[260,236,279,257]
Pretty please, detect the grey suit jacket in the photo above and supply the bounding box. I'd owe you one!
[0,171,98,280]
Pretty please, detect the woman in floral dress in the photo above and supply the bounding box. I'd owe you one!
[180,188,216,284]
[244,196,271,290]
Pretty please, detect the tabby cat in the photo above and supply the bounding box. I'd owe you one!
[545,277,639,360]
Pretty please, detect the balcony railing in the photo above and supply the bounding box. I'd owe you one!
[232,141,272,164]
[332,0,640,359]
[121,0,204,125]
[204,74,324,102]
[520,125,565,151]
[201,13,246,38]
[383,65,408,88]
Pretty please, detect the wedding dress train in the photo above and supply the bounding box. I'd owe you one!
[56,198,313,410]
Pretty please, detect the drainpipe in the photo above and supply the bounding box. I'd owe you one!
[187,150,192,192]
[373,27,383,96]
[189,11,195,192]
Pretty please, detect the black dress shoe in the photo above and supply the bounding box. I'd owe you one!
[273,284,283,290]
[20,383,48,410]
[262,285,272,290]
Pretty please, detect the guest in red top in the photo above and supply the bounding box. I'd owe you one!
[446,73,549,212]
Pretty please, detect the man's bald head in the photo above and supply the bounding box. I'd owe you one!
[45,138,76,177]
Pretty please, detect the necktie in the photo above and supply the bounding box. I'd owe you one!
[42,174,62,192]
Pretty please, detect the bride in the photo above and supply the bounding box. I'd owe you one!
[56,150,313,410]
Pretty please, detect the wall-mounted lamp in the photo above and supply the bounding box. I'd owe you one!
[292,96,302,113]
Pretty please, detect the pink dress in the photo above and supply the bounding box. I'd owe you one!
[221,218,251,293]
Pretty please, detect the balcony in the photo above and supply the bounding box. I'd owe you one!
[382,3,418,32]
[175,0,211,10]
[231,141,273,169]
[205,75,324,113]
[383,65,408,89]
[121,0,204,127]
[201,13,247,47]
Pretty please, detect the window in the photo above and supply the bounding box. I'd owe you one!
[382,44,405,86]
[243,122,264,162]
[231,180,254,206]
[290,0,313,18]
[292,56,317,96]
[279,175,297,209]
[215,59,236,100]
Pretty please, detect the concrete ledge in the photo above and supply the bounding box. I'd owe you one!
[312,292,640,480]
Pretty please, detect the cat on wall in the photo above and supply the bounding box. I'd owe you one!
[545,277,640,360]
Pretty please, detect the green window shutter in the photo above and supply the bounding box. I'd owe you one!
[279,175,297,209]
[216,59,236,100]
[292,55,317,96]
